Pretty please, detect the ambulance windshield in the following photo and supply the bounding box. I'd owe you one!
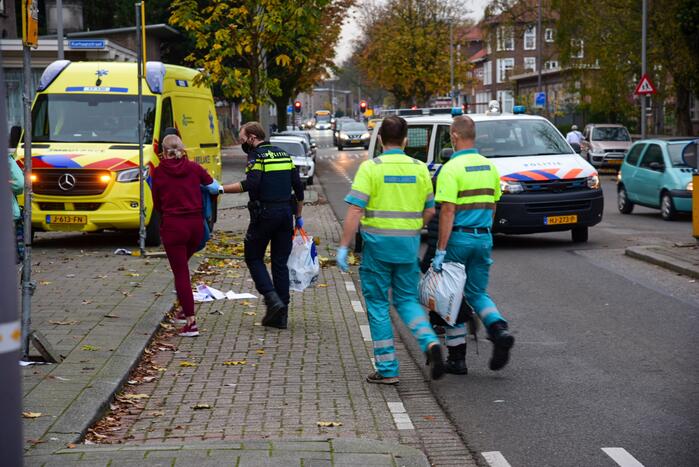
[31,94,156,144]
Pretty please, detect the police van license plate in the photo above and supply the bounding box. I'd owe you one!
[47,215,87,224]
[544,215,577,225]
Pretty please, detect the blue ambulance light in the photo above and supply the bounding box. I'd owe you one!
[513,105,527,114]
[37,60,71,91]
[145,62,166,94]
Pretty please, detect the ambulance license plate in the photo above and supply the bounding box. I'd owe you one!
[544,215,577,225]
[47,215,87,224]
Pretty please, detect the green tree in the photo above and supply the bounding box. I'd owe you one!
[354,0,472,107]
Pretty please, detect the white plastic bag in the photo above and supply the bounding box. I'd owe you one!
[418,262,467,325]
[288,228,320,292]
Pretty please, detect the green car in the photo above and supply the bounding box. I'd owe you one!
[617,138,695,220]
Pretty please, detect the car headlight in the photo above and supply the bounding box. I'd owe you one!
[361,132,370,139]
[500,180,524,194]
[590,149,605,156]
[687,181,693,191]
[587,174,600,189]
[116,167,149,183]
[340,132,349,140]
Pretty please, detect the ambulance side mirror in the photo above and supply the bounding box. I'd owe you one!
[9,126,21,149]
[682,141,698,169]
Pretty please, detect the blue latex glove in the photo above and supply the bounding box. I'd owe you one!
[295,216,304,229]
[432,249,447,272]
[206,179,223,195]
[336,246,349,272]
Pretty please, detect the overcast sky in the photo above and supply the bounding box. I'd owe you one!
[334,0,491,65]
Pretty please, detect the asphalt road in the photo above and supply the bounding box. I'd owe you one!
[311,129,699,467]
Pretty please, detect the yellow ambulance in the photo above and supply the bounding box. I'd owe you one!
[13,60,222,246]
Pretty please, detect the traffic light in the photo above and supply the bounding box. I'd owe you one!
[294,100,302,113]
[359,100,367,113]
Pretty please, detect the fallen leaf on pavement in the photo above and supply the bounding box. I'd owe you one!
[66,444,76,449]
[243,311,256,316]
[65,274,75,278]
[255,349,265,355]
[22,412,42,419]
[317,421,342,427]
[39,281,52,285]
[160,323,174,330]
[317,283,328,288]
[49,320,78,325]
[126,272,140,277]
[240,300,252,306]
[81,300,93,305]
[103,314,120,319]
[179,361,197,367]
[223,361,247,366]
[149,411,164,417]
[192,403,211,410]
[122,393,149,400]
[27,439,45,446]
[423,415,435,421]
[81,345,99,351]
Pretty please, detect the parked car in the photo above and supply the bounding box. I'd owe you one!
[269,136,315,185]
[274,130,317,160]
[336,121,370,150]
[581,124,632,168]
[617,138,694,220]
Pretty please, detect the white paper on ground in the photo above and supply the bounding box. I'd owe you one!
[193,291,214,302]
[197,284,226,300]
[225,291,257,300]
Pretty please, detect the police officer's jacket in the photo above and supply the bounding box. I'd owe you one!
[241,142,304,204]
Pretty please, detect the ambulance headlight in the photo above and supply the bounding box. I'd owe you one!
[500,180,524,194]
[587,174,600,189]
[116,167,149,183]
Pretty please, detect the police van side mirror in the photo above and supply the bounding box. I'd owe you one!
[440,148,454,162]
[682,141,698,169]
[9,126,21,149]
[569,142,581,154]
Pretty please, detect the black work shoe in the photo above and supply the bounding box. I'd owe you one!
[426,344,446,380]
[445,343,468,375]
[488,321,515,371]
[262,291,285,327]
[366,371,399,385]
[265,307,288,330]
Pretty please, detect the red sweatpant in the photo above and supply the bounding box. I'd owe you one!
[161,215,204,318]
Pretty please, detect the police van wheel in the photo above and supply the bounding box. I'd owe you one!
[338,145,343,151]
[306,175,314,186]
[571,226,588,243]
[145,211,161,247]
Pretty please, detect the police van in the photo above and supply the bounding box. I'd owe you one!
[12,60,222,246]
[367,104,604,242]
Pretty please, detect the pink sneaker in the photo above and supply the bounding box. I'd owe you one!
[178,320,199,337]
[171,309,187,325]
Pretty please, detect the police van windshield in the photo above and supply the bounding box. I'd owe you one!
[31,94,156,144]
[475,119,573,157]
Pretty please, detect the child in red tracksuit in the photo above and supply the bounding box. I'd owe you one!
[151,135,222,337]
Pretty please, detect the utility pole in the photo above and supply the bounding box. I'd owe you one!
[0,54,25,467]
[449,22,455,107]
[56,0,64,59]
[641,0,647,138]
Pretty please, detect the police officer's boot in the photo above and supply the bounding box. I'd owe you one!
[262,291,285,327]
[487,321,514,371]
[445,343,468,375]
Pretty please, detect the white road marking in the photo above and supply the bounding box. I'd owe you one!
[351,300,365,313]
[345,281,356,292]
[387,402,406,413]
[602,448,645,467]
[387,401,414,430]
[360,324,372,341]
[482,451,513,467]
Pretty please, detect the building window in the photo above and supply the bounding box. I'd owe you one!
[524,26,536,50]
[497,58,514,83]
[545,28,555,42]
[571,39,584,58]
[545,60,559,70]
[483,62,492,85]
[524,57,536,73]
[496,26,514,51]
[497,90,515,113]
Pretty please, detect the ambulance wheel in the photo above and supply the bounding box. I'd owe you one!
[145,211,161,247]
[571,226,588,243]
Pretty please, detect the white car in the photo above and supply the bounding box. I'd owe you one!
[367,104,604,242]
[269,136,316,185]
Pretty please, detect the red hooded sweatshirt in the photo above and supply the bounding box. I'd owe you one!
[152,158,213,218]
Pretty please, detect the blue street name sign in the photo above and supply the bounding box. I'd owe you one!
[535,92,546,108]
[69,40,106,49]
[287,105,293,114]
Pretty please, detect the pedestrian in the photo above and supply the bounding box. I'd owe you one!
[566,124,583,145]
[336,116,445,385]
[220,122,304,329]
[152,135,223,337]
[432,115,514,374]
[8,154,24,264]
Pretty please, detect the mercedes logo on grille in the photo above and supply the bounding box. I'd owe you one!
[58,173,77,191]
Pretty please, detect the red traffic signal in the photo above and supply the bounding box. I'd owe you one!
[359,100,367,113]
[294,100,302,113]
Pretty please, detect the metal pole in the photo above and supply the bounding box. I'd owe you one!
[136,3,146,255]
[537,0,542,91]
[449,22,455,107]
[641,0,647,138]
[20,44,34,360]
[0,53,25,467]
[56,0,64,60]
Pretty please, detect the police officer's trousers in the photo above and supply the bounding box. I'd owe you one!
[244,206,293,306]
[444,234,506,347]
[359,251,439,377]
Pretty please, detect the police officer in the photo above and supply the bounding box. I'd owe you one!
[337,116,445,384]
[221,122,304,329]
[432,115,514,373]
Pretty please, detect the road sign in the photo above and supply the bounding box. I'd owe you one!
[22,0,39,47]
[287,105,293,114]
[535,92,546,108]
[68,40,106,49]
[634,73,657,95]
